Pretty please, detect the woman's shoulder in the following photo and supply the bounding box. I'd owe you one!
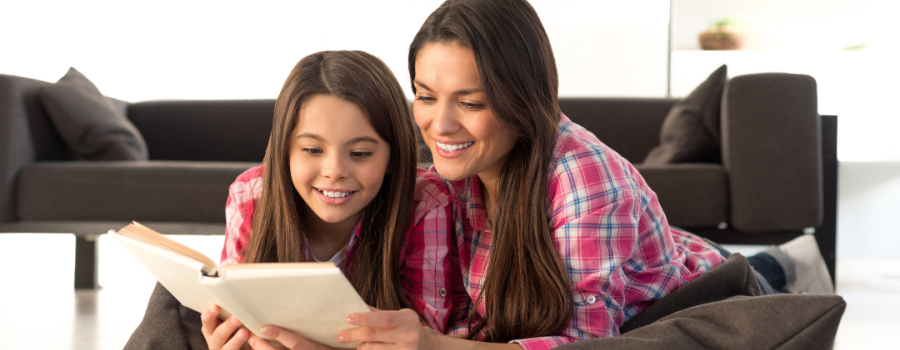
[549,115,643,197]
[414,168,453,212]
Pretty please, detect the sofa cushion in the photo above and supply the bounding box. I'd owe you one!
[38,68,148,161]
[557,294,845,350]
[635,163,728,228]
[16,161,258,223]
[643,65,727,165]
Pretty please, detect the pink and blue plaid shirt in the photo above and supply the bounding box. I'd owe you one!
[439,115,726,349]
[220,165,455,332]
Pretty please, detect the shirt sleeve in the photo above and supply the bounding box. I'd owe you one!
[401,192,454,333]
[220,168,261,266]
[509,150,651,350]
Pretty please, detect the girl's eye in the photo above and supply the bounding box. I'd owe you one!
[416,96,436,103]
[461,102,485,110]
[303,148,322,155]
[350,152,372,159]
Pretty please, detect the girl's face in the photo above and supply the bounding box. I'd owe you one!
[289,94,391,225]
[413,42,517,182]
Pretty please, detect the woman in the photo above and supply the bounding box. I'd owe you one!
[258,1,832,349]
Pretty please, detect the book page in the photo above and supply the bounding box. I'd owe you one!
[111,224,369,348]
[214,267,370,348]
[117,222,218,271]
[109,230,230,318]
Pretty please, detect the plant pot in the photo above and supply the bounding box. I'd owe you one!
[699,32,746,50]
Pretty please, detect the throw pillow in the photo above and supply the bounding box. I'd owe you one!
[643,64,727,164]
[39,67,148,161]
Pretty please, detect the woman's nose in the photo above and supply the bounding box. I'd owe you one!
[430,102,462,136]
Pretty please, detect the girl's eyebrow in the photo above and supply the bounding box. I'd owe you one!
[345,136,378,146]
[297,133,378,146]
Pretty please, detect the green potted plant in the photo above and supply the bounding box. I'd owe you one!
[699,18,749,50]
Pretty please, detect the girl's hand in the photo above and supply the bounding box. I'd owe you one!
[246,326,336,350]
[336,307,439,350]
[201,304,251,350]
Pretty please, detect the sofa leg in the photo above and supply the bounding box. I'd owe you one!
[74,234,99,289]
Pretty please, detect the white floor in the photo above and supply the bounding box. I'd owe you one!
[0,235,898,350]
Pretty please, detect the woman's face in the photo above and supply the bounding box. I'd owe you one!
[413,42,517,182]
[289,94,391,225]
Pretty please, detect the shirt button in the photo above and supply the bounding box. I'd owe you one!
[587,295,596,304]
[439,288,447,297]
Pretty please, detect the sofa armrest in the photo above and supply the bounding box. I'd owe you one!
[0,74,69,221]
[722,73,823,232]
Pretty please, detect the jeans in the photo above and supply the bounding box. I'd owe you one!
[702,238,793,295]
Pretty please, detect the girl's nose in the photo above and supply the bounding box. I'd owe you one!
[321,153,349,180]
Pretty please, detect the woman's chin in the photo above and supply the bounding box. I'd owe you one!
[432,163,473,182]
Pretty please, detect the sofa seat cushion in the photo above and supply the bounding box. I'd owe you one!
[634,163,728,228]
[16,161,259,223]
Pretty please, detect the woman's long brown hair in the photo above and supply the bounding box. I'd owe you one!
[409,0,572,343]
[243,51,420,313]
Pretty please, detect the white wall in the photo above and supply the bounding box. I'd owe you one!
[0,0,670,101]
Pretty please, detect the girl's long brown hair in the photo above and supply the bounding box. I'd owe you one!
[409,0,572,343]
[244,51,420,313]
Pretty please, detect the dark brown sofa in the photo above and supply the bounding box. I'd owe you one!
[0,72,837,289]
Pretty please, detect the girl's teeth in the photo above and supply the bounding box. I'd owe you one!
[319,190,352,198]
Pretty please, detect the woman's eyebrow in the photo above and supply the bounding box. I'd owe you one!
[414,81,483,96]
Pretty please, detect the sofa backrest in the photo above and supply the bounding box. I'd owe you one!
[559,98,677,164]
[129,100,274,162]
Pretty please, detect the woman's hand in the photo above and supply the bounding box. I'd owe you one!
[201,304,251,350]
[336,307,439,350]
[246,326,336,350]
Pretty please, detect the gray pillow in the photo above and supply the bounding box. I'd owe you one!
[644,65,727,164]
[39,68,148,161]
[558,294,846,350]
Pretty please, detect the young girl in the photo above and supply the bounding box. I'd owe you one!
[200,51,453,350]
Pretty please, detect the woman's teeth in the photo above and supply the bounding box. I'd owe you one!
[316,189,354,198]
[436,141,474,152]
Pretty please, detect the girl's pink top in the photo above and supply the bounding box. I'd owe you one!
[220,165,455,332]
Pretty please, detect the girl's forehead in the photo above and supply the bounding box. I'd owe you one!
[293,95,383,142]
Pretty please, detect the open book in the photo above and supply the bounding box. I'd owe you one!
[110,222,369,348]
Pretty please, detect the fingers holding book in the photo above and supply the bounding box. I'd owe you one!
[249,325,336,350]
[337,307,436,349]
[201,304,250,350]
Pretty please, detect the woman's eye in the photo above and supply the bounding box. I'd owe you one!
[303,148,322,155]
[461,102,485,110]
[350,151,372,159]
[416,96,436,103]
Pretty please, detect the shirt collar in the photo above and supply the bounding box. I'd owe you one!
[461,176,490,232]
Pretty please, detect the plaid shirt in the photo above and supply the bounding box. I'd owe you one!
[220,165,455,332]
[440,115,726,349]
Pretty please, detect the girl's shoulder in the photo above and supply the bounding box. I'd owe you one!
[229,165,265,202]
